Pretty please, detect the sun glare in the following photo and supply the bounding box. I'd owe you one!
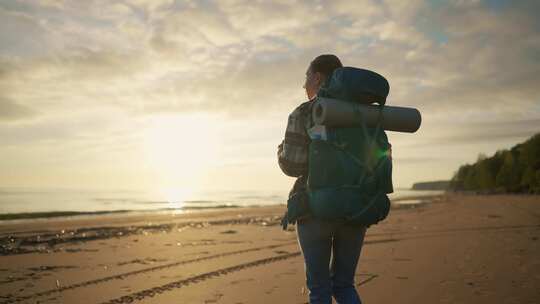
[143,113,221,201]
[161,187,194,210]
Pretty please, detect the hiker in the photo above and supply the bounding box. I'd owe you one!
[278,54,393,304]
[278,54,365,303]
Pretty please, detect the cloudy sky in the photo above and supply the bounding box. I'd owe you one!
[1,0,539,196]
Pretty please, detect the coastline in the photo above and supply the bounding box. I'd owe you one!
[1,193,539,303]
[0,188,443,223]
[0,190,444,223]
[0,195,445,256]
[0,205,246,222]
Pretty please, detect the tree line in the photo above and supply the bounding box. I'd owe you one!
[450,133,540,194]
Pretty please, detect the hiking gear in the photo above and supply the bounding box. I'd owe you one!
[306,67,394,227]
[280,67,395,229]
[306,120,393,226]
[318,67,389,105]
[281,190,311,230]
[313,97,421,133]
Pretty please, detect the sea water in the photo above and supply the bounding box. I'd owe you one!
[0,187,444,218]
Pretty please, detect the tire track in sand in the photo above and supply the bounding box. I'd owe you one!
[1,241,297,304]
[99,252,302,304]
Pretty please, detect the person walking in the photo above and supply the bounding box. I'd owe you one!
[277,54,368,304]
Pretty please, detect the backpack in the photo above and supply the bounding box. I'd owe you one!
[281,67,393,229]
[306,121,393,226]
[307,67,393,226]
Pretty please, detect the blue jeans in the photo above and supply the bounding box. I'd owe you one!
[297,218,367,304]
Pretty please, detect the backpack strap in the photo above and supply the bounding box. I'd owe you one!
[371,103,387,161]
[322,102,386,190]
[346,104,389,222]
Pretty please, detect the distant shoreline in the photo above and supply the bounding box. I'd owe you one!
[411,180,450,191]
[0,193,447,222]
[0,205,248,222]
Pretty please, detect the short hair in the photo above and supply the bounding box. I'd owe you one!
[309,54,343,78]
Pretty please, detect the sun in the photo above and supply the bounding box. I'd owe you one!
[143,113,221,200]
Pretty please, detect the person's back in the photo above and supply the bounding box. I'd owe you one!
[278,54,371,304]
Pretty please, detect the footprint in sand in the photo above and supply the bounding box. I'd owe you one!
[274,250,289,254]
[230,278,255,285]
[221,230,238,234]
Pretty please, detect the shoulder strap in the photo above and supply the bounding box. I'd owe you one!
[323,104,384,189]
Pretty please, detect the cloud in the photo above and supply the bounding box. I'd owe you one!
[1,0,540,188]
[0,0,538,126]
[0,6,56,57]
[429,130,537,146]
[0,97,36,121]
[1,0,538,117]
[401,1,540,112]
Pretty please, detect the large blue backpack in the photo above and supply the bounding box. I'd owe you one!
[307,67,393,227]
[306,123,393,226]
[281,67,393,229]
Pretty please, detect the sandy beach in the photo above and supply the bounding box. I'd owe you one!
[1,194,539,304]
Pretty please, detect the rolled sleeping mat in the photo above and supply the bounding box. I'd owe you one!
[312,97,421,133]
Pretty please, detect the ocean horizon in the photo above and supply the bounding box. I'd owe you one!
[0,187,444,220]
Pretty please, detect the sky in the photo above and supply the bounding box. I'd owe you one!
[1,0,539,196]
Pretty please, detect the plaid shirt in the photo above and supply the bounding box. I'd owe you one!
[277,100,314,194]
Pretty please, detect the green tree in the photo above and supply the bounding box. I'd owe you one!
[451,164,471,190]
[518,134,540,192]
[450,133,539,193]
[521,167,538,193]
[519,134,540,168]
[535,170,540,193]
[496,151,522,192]
[464,164,478,191]
[476,158,497,190]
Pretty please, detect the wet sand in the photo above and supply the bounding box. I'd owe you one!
[0,194,539,303]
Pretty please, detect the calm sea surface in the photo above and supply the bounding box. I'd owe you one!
[0,187,444,216]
